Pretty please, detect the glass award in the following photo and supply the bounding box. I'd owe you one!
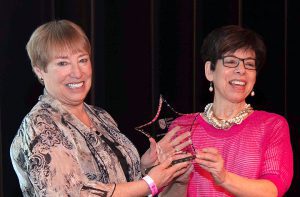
[134,94,184,140]
[134,94,199,157]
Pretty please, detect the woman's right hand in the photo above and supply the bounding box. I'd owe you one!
[146,153,192,189]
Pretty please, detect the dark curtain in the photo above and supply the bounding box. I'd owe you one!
[1,0,299,196]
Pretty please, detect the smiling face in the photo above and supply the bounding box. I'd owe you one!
[34,48,92,107]
[205,48,257,104]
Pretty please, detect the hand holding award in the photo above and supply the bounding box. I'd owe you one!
[135,95,200,174]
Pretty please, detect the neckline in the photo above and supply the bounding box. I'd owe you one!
[198,110,256,138]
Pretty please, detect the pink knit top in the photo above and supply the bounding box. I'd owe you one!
[170,110,293,197]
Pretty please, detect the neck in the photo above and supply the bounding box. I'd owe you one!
[211,101,247,120]
[203,103,253,130]
[63,103,92,128]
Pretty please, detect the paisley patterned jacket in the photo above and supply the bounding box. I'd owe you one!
[10,92,141,197]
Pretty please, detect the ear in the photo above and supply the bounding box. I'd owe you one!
[204,61,214,81]
[33,66,43,79]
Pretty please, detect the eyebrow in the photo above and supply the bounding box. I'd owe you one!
[54,53,89,59]
[224,55,256,59]
[54,55,68,59]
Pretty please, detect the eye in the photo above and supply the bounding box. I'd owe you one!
[227,59,237,64]
[79,58,89,63]
[244,60,256,69]
[223,57,238,67]
[57,61,68,66]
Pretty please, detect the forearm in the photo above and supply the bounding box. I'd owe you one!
[159,182,187,197]
[112,180,151,197]
[221,171,278,197]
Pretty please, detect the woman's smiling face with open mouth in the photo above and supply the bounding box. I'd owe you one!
[209,48,257,104]
[35,49,92,107]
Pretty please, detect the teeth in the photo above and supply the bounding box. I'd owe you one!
[67,82,84,88]
[230,80,245,86]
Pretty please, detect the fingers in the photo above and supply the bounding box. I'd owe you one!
[155,156,173,171]
[186,163,194,174]
[169,157,193,178]
[172,130,191,144]
[159,153,192,169]
[176,163,194,179]
[148,137,157,155]
[195,149,227,185]
[202,147,219,155]
[197,159,218,170]
[156,126,193,164]
[162,126,181,141]
[172,165,191,178]
[195,147,224,175]
[167,127,192,153]
[173,138,192,153]
[147,153,194,188]
[196,147,219,161]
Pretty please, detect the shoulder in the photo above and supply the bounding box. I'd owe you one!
[19,101,56,130]
[86,104,118,127]
[250,110,290,137]
[10,101,50,158]
[172,112,201,125]
[252,110,288,126]
[11,101,61,146]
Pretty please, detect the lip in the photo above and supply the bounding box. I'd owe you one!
[229,79,246,86]
[66,81,84,89]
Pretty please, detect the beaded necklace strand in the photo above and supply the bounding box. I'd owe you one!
[203,103,253,130]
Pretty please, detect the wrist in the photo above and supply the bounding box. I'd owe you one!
[142,175,158,196]
[216,169,228,185]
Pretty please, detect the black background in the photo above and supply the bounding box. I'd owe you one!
[1,0,299,196]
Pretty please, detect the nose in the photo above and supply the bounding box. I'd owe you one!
[70,63,83,78]
[235,60,246,74]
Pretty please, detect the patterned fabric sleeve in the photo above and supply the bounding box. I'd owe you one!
[10,112,116,197]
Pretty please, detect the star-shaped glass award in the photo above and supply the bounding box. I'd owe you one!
[134,94,200,156]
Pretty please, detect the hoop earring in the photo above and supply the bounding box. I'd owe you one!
[209,82,213,92]
[251,90,255,97]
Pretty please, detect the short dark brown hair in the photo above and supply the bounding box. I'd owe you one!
[200,25,266,72]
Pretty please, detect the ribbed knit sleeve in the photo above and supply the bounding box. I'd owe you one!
[257,112,293,196]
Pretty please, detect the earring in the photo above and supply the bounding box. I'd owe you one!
[40,77,44,85]
[209,82,213,92]
[251,90,255,97]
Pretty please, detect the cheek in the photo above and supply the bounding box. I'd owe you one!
[85,64,93,76]
[53,72,68,83]
[249,74,257,85]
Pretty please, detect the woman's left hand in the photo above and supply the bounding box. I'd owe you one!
[141,126,192,172]
[156,126,192,162]
[195,147,227,185]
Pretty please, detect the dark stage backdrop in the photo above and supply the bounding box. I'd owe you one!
[1,0,299,196]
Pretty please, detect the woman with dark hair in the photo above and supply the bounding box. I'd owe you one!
[164,25,293,197]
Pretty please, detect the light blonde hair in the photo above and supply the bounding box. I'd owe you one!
[26,19,91,83]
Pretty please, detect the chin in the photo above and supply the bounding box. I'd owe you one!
[228,96,246,103]
[69,98,86,106]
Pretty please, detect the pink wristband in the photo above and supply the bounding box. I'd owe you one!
[142,175,158,196]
